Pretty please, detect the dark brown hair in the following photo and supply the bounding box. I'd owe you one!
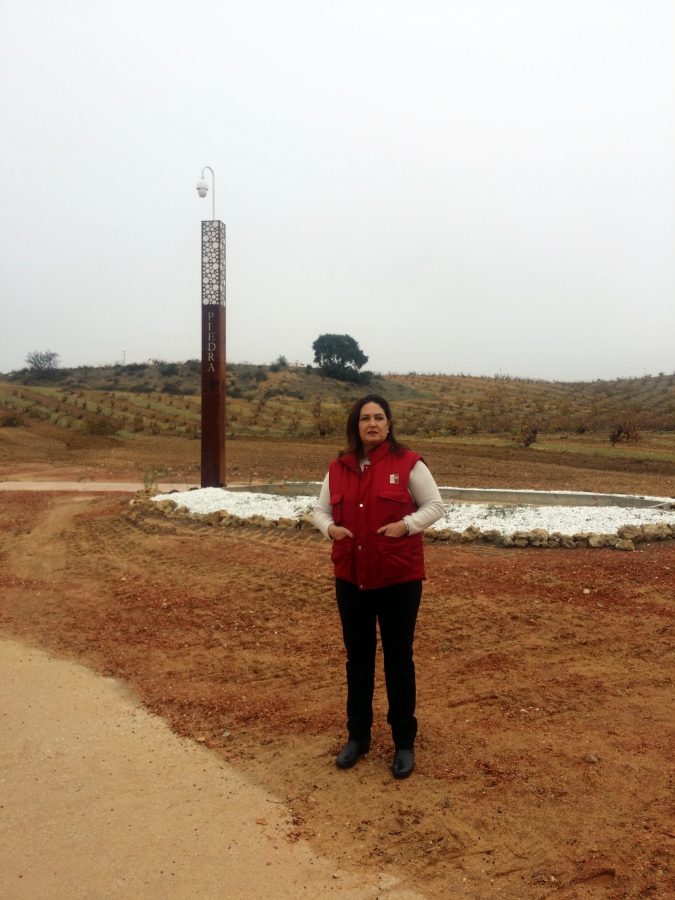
[341,393,408,457]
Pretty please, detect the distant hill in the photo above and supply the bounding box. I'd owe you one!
[1,361,674,438]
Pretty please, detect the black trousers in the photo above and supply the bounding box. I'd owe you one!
[335,578,422,750]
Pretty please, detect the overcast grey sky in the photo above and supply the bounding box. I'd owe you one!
[1,0,673,381]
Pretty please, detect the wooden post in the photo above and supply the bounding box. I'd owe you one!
[200,220,226,487]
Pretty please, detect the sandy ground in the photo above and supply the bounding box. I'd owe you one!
[0,637,420,900]
[0,481,198,492]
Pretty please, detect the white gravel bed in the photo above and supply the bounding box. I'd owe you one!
[153,487,675,536]
[429,502,675,534]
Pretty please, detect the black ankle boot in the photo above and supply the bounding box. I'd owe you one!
[335,739,370,769]
[392,747,414,778]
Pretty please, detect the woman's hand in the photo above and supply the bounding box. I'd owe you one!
[328,524,354,541]
[376,520,408,538]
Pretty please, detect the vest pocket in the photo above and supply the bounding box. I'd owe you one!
[330,492,344,524]
[375,534,412,584]
[331,535,353,576]
[378,489,410,501]
[377,489,412,525]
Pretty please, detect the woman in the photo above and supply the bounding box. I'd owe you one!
[313,394,443,778]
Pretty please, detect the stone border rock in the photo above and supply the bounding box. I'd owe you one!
[425,521,674,551]
[142,498,675,551]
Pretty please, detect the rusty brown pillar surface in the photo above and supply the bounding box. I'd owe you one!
[200,220,226,487]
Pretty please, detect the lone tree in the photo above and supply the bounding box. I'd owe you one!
[25,350,60,377]
[312,333,368,382]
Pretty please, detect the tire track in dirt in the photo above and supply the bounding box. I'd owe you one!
[3,493,95,580]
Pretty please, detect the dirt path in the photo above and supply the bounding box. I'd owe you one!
[0,637,422,900]
[1,489,673,898]
[0,481,197,492]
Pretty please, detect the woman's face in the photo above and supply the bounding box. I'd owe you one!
[358,402,390,450]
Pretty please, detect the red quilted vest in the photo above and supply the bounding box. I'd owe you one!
[328,441,425,590]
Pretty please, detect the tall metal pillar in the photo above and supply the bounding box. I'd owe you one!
[200,219,226,487]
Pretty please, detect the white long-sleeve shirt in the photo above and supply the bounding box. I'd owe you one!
[312,460,444,539]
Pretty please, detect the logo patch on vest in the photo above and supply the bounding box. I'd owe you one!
[389,474,399,484]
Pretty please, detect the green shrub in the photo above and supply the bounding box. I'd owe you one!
[162,380,183,395]
[1,415,25,427]
[85,416,119,436]
[517,421,539,447]
[156,362,179,377]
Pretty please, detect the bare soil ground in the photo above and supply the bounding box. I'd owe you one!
[1,433,674,898]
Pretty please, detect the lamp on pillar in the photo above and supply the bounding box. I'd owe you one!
[196,166,226,487]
